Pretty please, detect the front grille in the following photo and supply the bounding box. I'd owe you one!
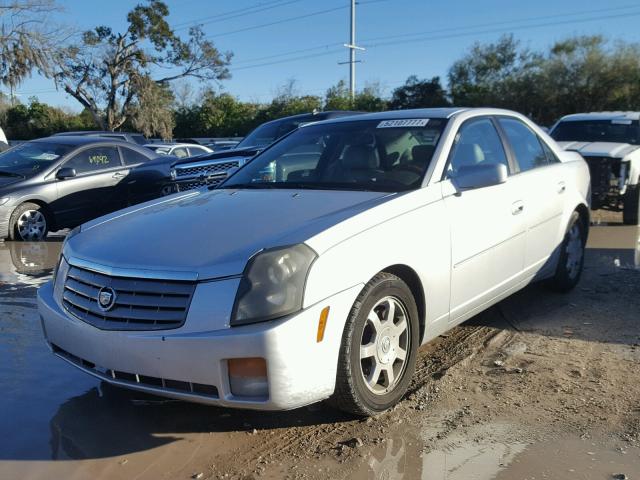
[176,175,226,192]
[175,160,240,178]
[52,344,219,398]
[62,265,196,331]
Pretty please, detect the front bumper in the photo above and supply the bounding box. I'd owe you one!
[37,280,361,411]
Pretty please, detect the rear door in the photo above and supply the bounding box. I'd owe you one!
[496,117,567,278]
[442,117,526,322]
[53,145,128,227]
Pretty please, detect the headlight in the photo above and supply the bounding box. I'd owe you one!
[231,244,317,326]
[52,256,70,306]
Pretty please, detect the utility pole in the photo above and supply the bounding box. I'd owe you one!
[340,0,365,100]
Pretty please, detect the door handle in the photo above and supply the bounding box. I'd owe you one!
[557,181,566,194]
[112,172,126,179]
[511,200,524,215]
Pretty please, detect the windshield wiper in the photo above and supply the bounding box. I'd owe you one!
[218,181,401,192]
[0,170,24,178]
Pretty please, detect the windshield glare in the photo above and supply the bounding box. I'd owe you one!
[0,142,73,177]
[236,120,300,149]
[551,120,640,144]
[222,119,447,192]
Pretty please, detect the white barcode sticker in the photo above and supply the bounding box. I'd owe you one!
[377,119,430,128]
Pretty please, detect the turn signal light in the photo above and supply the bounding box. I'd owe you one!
[316,306,330,343]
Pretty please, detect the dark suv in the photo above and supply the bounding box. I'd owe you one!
[0,136,173,241]
[170,111,363,192]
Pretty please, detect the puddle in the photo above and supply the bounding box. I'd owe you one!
[586,225,640,269]
[0,239,63,285]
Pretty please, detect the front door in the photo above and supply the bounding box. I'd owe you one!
[443,117,526,323]
[53,145,129,228]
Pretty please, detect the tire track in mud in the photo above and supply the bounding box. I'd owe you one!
[220,322,511,477]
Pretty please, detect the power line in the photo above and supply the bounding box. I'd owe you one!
[227,7,640,73]
[173,0,304,31]
[207,4,348,38]
[362,10,640,49]
[358,3,640,45]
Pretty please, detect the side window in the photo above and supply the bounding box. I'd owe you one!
[173,147,188,158]
[540,140,560,164]
[447,118,509,178]
[120,147,150,166]
[498,118,548,172]
[188,147,206,156]
[64,146,121,174]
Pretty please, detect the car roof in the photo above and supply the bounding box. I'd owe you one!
[32,135,133,146]
[300,108,476,126]
[558,111,640,122]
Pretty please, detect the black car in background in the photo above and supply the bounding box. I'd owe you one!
[52,130,148,146]
[0,136,175,241]
[170,110,363,192]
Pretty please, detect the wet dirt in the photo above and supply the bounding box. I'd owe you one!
[0,214,639,480]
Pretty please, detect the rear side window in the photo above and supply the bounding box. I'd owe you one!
[64,146,121,174]
[498,118,548,172]
[173,147,188,158]
[120,147,150,166]
[447,118,509,178]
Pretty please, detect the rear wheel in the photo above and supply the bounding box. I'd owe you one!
[547,211,586,292]
[331,272,419,416]
[623,184,639,225]
[9,202,49,241]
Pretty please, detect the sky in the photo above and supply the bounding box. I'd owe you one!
[13,0,640,110]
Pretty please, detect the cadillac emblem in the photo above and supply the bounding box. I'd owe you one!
[97,286,117,312]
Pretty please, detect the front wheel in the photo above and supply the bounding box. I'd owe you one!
[547,211,586,292]
[9,202,50,241]
[623,184,639,225]
[331,272,419,416]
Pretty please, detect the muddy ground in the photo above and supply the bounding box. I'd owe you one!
[0,212,639,480]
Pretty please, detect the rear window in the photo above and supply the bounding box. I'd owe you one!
[551,120,640,145]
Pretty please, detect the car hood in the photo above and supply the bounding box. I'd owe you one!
[557,141,640,158]
[66,188,393,280]
[0,176,24,190]
[172,147,261,167]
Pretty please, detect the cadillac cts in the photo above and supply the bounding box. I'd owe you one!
[37,108,590,416]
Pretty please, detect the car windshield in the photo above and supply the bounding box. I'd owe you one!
[221,118,447,192]
[551,120,640,145]
[0,141,74,177]
[236,119,301,149]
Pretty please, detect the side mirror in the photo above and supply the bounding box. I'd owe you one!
[454,163,508,190]
[56,167,77,180]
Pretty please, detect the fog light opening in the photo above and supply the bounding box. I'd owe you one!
[316,306,330,343]
[228,358,268,398]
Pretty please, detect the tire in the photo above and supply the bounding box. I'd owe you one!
[330,272,419,416]
[547,211,586,292]
[9,202,50,241]
[623,184,639,225]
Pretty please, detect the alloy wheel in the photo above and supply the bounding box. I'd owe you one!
[17,210,47,241]
[565,223,583,279]
[359,296,410,395]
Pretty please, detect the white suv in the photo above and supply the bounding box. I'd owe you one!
[550,112,640,224]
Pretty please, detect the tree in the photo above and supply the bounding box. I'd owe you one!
[0,0,68,99]
[324,80,387,112]
[4,97,96,139]
[128,76,175,139]
[389,76,450,110]
[54,0,232,131]
[448,35,542,109]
